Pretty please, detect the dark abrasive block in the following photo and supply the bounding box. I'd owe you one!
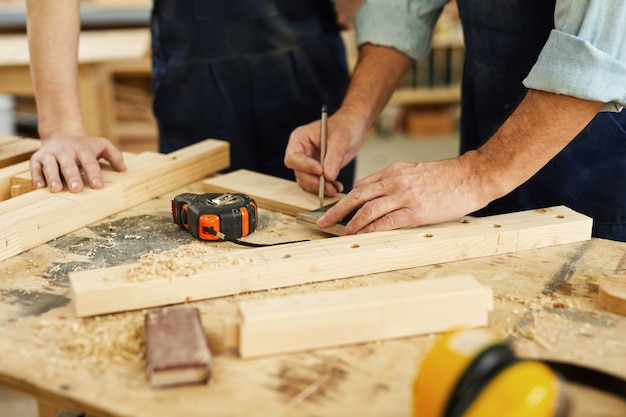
[144,306,211,388]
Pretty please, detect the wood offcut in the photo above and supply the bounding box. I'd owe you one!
[234,275,492,358]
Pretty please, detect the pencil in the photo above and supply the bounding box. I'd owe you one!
[319,105,328,208]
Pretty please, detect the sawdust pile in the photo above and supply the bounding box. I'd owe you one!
[42,313,147,373]
[495,291,615,355]
[124,243,250,282]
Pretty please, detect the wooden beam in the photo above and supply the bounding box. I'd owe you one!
[0,136,40,168]
[235,274,492,358]
[203,169,344,217]
[0,139,229,262]
[69,205,592,317]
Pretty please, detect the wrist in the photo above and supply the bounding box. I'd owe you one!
[38,119,86,140]
[460,149,513,209]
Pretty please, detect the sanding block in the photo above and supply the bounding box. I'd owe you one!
[144,306,212,388]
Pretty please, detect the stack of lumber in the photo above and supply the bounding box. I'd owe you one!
[0,136,229,262]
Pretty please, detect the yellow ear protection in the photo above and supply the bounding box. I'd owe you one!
[413,329,626,417]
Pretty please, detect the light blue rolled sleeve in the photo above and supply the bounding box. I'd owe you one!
[354,0,450,61]
[523,0,626,112]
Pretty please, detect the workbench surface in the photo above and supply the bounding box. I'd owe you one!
[1,182,625,417]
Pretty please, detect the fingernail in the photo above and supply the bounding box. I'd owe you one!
[50,181,60,189]
[70,181,80,191]
[91,178,102,188]
[35,181,44,189]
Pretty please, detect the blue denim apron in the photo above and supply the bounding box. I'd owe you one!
[457,0,626,241]
[150,0,354,186]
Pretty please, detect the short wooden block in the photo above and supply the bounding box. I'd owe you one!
[237,275,492,358]
[598,276,626,316]
[0,160,29,201]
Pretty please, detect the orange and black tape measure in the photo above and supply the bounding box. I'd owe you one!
[171,193,257,241]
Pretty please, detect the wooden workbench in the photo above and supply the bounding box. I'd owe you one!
[0,179,625,417]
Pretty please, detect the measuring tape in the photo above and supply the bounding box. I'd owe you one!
[171,193,257,241]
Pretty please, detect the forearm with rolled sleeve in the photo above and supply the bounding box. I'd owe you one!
[354,0,450,61]
[523,0,626,112]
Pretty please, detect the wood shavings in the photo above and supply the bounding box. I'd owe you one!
[53,313,146,372]
[124,244,250,282]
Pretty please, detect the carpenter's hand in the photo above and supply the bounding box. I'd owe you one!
[30,132,126,193]
[333,0,363,30]
[317,152,488,234]
[284,111,365,198]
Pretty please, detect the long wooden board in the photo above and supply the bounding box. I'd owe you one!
[0,139,229,262]
[236,275,492,358]
[69,205,592,317]
[0,136,40,168]
[203,169,345,216]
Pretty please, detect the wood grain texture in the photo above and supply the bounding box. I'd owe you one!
[0,139,229,262]
[69,206,592,317]
[202,169,345,217]
[237,275,492,358]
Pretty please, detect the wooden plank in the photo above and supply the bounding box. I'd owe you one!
[0,136,40,168]
[203,169,345,217]
[69,205,592,317]
[236,275,492,358]
[0,139,229,262]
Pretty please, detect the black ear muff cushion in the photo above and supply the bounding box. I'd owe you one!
[445,343,517,417]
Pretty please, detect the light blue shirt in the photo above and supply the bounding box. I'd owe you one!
[355,0,626,112]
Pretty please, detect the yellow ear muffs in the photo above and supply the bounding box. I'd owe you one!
[461,360,569,417]
[414,329,626,417]
[413,329,508,417]
[413,329,567,417]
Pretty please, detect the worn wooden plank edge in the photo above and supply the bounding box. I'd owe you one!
[69,205,592,317]
[236,274,493,358]
[0,138,229,262]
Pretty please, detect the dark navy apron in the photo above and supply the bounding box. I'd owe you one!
[150,0,355,186]
[457,0,626,241]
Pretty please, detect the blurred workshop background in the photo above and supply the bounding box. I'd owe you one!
[0,0,462,412]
